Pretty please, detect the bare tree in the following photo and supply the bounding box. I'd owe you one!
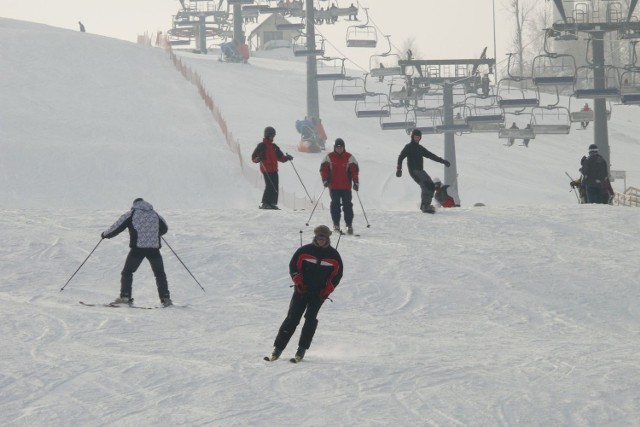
[506,0,537,77]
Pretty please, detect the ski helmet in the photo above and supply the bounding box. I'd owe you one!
[334,138,345,148]
[264,126,276,139]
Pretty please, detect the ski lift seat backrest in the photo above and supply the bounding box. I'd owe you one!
[574,88,620,99]
[499,98,540,108]
[498,127,535,139]
[532,124,571,134]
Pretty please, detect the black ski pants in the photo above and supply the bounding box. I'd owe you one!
[410,169,436,208]
[120,248,170,300]
[329,189,354,226]
[274,292,324,351]
[261,171,279,206]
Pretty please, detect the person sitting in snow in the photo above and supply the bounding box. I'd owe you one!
[433,178,456,208]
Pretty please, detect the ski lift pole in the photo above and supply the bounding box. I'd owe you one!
[287,154,314,204]
[355,190,371,228]
[60,238,104,292]
[162,237,206,293]
[305,186,327,226]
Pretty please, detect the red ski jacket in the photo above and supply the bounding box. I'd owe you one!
[319,151,359,190]
[251,138,287,173]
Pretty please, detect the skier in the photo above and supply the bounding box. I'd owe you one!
[252,126,293,209]
[320,138,359,235]
[433,178,456,208]
[396,129,450,213]
[569,156,588,204]
[101,198,173,307]
[78,21,85,32]
[266,225,343,363]
[581,144,611,204]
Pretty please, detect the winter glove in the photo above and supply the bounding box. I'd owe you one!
[101,232,106,239]
[323,180,330,188]
[352,181,359,191]
[443,160,451,167]
[319,282,335,301]
[396,168,402,178]
[252,156,262,163]
[292,274,305,294]
[285,154,294,161]
[570,180,579,189]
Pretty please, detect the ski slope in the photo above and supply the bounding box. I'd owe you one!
[1,18,640,426]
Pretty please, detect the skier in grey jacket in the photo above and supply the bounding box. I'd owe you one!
[102,198,172,307]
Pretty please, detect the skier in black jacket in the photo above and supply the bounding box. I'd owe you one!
[267,225,343,362]
[396,129,450,213]
[101,198,172,307]
[581,144,610,204]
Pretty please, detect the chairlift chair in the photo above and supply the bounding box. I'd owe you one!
[355,94,391,118]
[619,69,640,104]
[498,124,535,140]
[497,77,540,109]
[531,53,577,86]
[332,77,367,101]
[369,35,403,77]
[345,8,377,48]
[316,57,347,81]
[380,106,416,131]
[292,33,325,57]
[574,65,621,99]
[531,106,571,134]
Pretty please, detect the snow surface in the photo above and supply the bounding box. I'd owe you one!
[1,18,640,426]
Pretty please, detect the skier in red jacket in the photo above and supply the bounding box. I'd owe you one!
[319,138,359,235]
[252,126,293,209]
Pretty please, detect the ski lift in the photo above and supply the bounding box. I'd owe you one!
[531,106,571,134]
[369,36,403,78]
[355,93,391,118]
[619,69,640,104]
[292,33,325,57]
[499,122,535,141]
[497,53,540,109]
[332,77,367,101]
[346,9,377,48]
[275,13,305,31]
[574,65,621,99]
[316,57,346,81]
[531,30,577,86]
[228,0,254,4]
[464,95,505,133]
[380,106,416,131]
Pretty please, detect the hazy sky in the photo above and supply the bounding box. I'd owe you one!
[1,0,519,65]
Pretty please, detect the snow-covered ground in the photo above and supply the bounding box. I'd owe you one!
[1,18,639,426]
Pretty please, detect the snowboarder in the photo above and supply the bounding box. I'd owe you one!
[396,129,450,213]
[101,198,173,307]
[580,144,611,204]
[433,178,456,208]
[252,126,293,209]
[266,225,343,363]
[320,138,360,235]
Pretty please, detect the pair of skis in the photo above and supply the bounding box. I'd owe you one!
[263,354,304,364]
[79,301,154,310]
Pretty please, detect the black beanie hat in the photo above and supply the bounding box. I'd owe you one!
[334,138,345,148]
[411,128,422,137]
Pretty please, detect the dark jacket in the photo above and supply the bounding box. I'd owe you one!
[252,138,288,173]
[289,242,343,295]
[397,140,446,177]
[103,200,168,249]
[581,153,608,186]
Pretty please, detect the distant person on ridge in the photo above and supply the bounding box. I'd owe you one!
[78,21,86,32]
[265,225,343,363]
[320,138,359,234]
[396,128,450,214]
[252,126,293,210]
[101,198,173,307]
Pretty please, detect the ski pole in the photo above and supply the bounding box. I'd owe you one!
[565,171,580,202]
[287,155,314,203]
[334,228,343,249]
[305,186,327,226]
[60,238,104,292]
[162,237,206,292]
[355,190,371,228]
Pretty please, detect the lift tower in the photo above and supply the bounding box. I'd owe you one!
[552,0,640,166]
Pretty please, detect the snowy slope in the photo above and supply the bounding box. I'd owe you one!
[2,18,640,426]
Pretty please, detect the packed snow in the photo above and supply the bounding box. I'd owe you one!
[1,18,639,426]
